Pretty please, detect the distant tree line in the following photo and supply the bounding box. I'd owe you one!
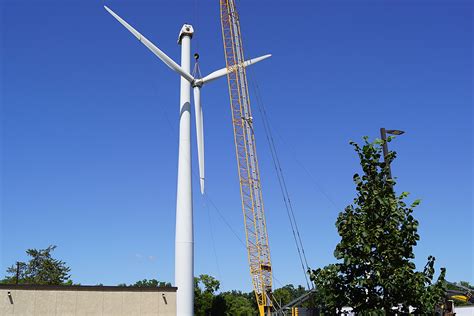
[117,279,172,288]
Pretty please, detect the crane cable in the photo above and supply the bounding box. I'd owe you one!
[193,0,200,55]
[172,0,307,292]
[157,65,288,291]
[247,67,312,290]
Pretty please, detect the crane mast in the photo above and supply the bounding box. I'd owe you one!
[219,0,273,314]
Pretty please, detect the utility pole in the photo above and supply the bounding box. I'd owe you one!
[15,262,20,284]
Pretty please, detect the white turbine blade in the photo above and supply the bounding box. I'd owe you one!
[201,54,272,85]
[193,86,205,194]
[104,6,194,83]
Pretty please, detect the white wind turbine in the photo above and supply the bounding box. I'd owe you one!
[104,6,270,315]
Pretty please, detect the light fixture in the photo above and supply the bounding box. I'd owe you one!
[386,129,405,136]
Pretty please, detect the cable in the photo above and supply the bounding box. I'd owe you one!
[203,193,247,248]
[158,98,246,290]
[193,0,200,55]
[155,70,298,294]
[247,67,312,290]
[202,198,223,282]
[158,93,290,292]
[272,128,341,211]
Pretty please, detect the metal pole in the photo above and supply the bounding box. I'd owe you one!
[380,128,392,180]
[175,24,194,316]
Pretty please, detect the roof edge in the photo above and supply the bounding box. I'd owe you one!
[0,284,177,292]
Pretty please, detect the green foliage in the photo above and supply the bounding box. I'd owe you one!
[194,274,221,316]
[310,264,347,313]
[193,275,311,315]
[198,274,220,293]
[131,279,172,287]
[212,290,256,315]
[459,281,473,289]
[446,281,474,306]
[447,281,473,291]
[273,285,293,306]
[309,137,446,314]
[1,245,71,285]
[116,279,172,288]
[273,284,308,307]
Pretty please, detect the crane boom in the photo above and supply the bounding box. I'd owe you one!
[219,1,273,314]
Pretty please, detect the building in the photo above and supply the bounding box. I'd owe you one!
[0,284,176,315]
[454,305,474,316]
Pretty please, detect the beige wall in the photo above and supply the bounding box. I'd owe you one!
[0,288,176,316]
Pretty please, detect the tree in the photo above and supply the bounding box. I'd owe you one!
[131,279,172,287]
[194,274,220,316]
[2,245,71,285]
[212,290,256,315]
[458,281,473,289]
[192,275,259,315]
[273,285,293,307]
[273,284,309,307]
[446,281,474,306]
[309,137,446,314]
[116,279,172,288]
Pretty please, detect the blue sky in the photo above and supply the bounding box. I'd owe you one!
[1,0,472,292]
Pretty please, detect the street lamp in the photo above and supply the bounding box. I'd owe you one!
[380,128,405,180]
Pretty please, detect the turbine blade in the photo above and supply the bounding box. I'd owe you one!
[104,6,194,83]
[201,54,272,85]
[193,86,205,194]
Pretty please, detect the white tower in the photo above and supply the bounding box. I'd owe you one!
[104,7,270,314]
[175,24,194,316]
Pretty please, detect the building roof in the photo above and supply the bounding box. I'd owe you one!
[0,284,177,292]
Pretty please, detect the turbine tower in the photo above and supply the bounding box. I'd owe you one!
[104,6,270,315]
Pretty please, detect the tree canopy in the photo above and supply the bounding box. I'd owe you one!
[273,284,307,307]
[2,245,71,285]
[309,137,446,314]
[211,290,257,315]
[193,274,313,315]
[119,279,172,288]
[194,274,222,315]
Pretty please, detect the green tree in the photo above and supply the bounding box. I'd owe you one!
[2,245,71,285]
[458,281,473,289]
[446,281,474,306]
[116,279,172,288]
[309,137,446,315]
[211,290,257,315]
[273,284,309,307]
[194,274,220,316]
[273,285,293,307]
[131,279,172,287]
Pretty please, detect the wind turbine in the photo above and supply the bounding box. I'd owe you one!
[104,6,270,315]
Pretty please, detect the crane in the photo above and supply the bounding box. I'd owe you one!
[219,0,273,315]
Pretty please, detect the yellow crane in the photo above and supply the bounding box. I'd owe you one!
[219,1,273,314]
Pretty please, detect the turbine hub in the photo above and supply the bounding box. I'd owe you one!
[192,79,203,88]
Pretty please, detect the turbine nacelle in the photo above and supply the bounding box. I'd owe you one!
[178,24,194,44]
[104,5,271,194]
